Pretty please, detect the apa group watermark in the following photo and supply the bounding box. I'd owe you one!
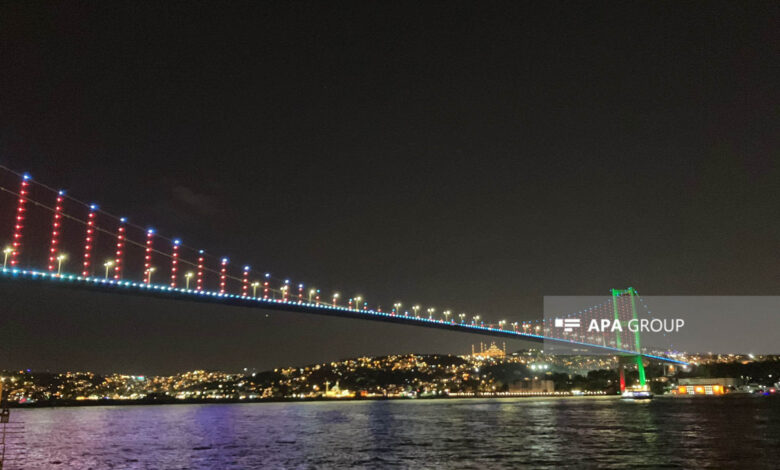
[554,317,685,333]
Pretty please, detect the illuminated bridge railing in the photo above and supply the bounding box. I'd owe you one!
[0,266,689,366]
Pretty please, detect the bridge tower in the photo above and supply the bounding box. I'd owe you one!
[611,287,647,392]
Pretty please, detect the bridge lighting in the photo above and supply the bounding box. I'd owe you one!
[170,239,181,288]
[47,190,65,272]
[332,292,339,307]
[56,253,67,276]
[196,250,205,291]
[412,305,420,318]
[443,310,452,322]
[308,288,317,302]
[241,266,250,297]
[3,246,12,269]
[499,320,506,330]
[282,279,290,302]
[103,260,114,279]
[315,289,320,304]
[354,296,362,311]
[185,272,194,290]
[143,229,155,284]
[219,258,229,294]
[81,205,98,277]
[298,284,304,303]
[9,173,30,267]
[146,266,156,284]
[459,313,466,323]
[472,314,480,325]
[113,218,127,280]
[427,307,435,320]
[251,281,260,297]
[511,321,519,331]
[263,273,270,299]
[393,302,402,315]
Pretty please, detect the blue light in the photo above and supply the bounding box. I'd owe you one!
[244,266,250,271]
[119,217,127,223]
[58,189,66,196]
[22,173,31,181]
[147,228,155,234]
[174,239,181,245]
[90,204,98,210]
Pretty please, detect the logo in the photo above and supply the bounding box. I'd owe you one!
[554,318,581,332]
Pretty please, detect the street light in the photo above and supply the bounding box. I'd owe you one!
[56,254,67,276]
[309,289,317,303]
[185,272,194,290]
[443,310,452,323]
[103,260,114,279]
[3,246,12,269]
[354,296,362,311]
[251,281,260,297]
[459,313,466,323]
[499,320,506,330]
[412,305,420,318]
[427,307,435,320]
[146,266,156,284]
[332,292,340,307]
[393,302,402,315]
[473,314,481,325]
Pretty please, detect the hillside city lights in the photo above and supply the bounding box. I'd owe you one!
[47,190,65,272]
[9,173,31,267]
[113,217,127,280]
[81,204,98,276]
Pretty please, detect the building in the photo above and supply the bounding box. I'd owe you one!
[471,342,506,359]
[675,378,739,395]
[508,379,555,394]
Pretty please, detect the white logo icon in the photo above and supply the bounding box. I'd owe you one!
[554,318,580,332]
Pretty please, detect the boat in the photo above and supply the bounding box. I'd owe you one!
[621,388,653,400]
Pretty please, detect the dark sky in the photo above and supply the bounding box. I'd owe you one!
[0,2,778,374]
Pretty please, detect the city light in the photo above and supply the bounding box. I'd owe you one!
[185,272,194,290]
[103,260,114,279]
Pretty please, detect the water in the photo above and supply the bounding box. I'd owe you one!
[9,396,780,469]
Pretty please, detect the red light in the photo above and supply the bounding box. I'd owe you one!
[82,206,97,276]
[170,241,180,287]
[219,258,228,294]
[113,219,126,280]
[241,266,250,297]
[9,177,29,267]
[47,192,65,272]
[144,230,154,284]
[196,251,204,291]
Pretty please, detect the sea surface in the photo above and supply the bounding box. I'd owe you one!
[6,396,780,469]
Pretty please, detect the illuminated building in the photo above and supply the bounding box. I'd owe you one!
[471,341,506,358]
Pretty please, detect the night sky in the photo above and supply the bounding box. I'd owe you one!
[1,2,778,374]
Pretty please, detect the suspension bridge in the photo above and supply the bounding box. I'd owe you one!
[0,166,687,388]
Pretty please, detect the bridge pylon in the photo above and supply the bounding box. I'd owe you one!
[611,287,647,392]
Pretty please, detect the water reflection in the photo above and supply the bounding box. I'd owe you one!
[11,397,780,469]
